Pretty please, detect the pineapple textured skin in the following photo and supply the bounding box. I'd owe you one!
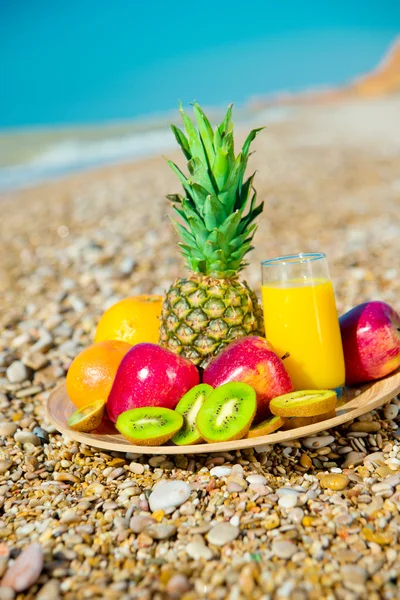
[160,275,264,368]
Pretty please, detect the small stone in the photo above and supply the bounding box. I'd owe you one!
[246,474,267,485]
[137,532,153,548]
[341,565,367,591]
[263,513,280,530]
[22,352,48,371]
[278,494,298,509]
[32,427,49,444]
[227,477,246,493]
[30,331,53,353]
[129,462,144,475]
[60,510,81,524]
[362,528,392,545]
[342,451,366,469]
[302,436,335,449]
[186,540,213,560]
[383,404,399,420]
[166,574,190,598]
[349,421,381,433]
[210,466,232,478]
[0,461,12,475]
[300,454,312,469]
[0,588,15,600]
[129,515,156,534]
[206,523,239,546]
[14,431,41,446]
[272,539,297,559]
[0,424,17,437]
[36,579,60,600]
[320,474,350,491]
[288,507,304,524]
[144,523,177,540]
[148,481,191,512]
[1,543,43,592]
[6,361,28,384]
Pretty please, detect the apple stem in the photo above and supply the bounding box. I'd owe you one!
[281,352,290,360]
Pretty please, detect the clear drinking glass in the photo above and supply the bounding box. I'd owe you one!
[261,252,345,390]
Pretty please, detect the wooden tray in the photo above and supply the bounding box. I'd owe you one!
[47,369,400,455]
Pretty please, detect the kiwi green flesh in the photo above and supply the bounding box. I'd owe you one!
[67,400,105,432]
[172,384,213,446]
[116,407,183,446]
[196,382,256,443]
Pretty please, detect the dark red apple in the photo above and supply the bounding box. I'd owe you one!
[203,336,293,421]
[340,301,400,385]
[106,343,200,422]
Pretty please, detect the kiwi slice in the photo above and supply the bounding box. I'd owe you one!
[172,384,213,445]
[116,407,183,446]
[196,382,256,443]
[67,399,105,432]
[270,390,337,418]
[247,415,286,438]
[282,410,337,430]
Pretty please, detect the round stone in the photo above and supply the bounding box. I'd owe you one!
[300,454,312,469]
[0,423,17,437]
[186,540,213,560]
[144,523,177,540]
[206,523,239,546]
[302,436,335,449]
[148,481,191,512]
[6,361,29,384]
[129,515,156,533]
[0,460,12,475]
[14,431,41,446]
[166,574,190,598]
[320,474,350,491]
[342,451,366,469]
[1,543,43,592]
[288,507,304,524]
[278,494,298,509]
[129,462,144,475]
[384,404,399,420]
[246,474,267,485]
[32,427,49,444]
[210,466,232,478]
[36,579,61,600]
[272,539,297,559]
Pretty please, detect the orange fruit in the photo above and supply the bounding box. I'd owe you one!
[94,295,163,346]
[66,340,131,409]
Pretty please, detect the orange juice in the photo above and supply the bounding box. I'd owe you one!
[262,278,345,390]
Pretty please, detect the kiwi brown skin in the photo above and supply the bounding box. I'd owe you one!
[119,431,179,447]
[68,402,105,433]
[247,415,286,438]
[281,410,337,430]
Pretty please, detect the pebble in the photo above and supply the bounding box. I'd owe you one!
[383,404,399,420]
[33,426,50,444]
[207,523,239,546]
[0,423,17,437]
[341,565,367,590]
[60,510,81,524]
[186,540,213,560]
[129,515,156,534]
[300,454,312,469]
[349,421,381,433]
[272,539,297,559]
[0,461,12,475]
[302,436,335,449]
[320,474,350,491]
[129,462,144,475]
[246,474,267,485]
[342,451,366,468]
[14,431,41,446]
[6,361,28,384]
[166,574,190,598]
[227,478,246,493]
[36,579,60,600]
[0,588,15,600]
[210,466,232,478]
[148,481,191,512]
[144,523,177,540]
[30,331,53,353]
[278,494,298,509]
[1,543,43,592]
[288,507,304,524]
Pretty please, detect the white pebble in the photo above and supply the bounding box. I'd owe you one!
[209,466,232,478]
[272,539,297,559]
[246,474,267,485]
[229,515,240,527]
[148,480,191,512]
[6,361,28,384]
[14,431,41,446]
[207,523,239,546]
[0,423,17,437]
[186,540,213,560]
[278,494,298,509]
[302,436,335,449]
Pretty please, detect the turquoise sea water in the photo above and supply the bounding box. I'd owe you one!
[0,0,399,189]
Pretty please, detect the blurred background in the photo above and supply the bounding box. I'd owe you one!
[1,0,399,190]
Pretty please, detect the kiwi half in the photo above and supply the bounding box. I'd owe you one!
[270,390,337,417]
[196,382,256,443]
[282,410,337,430]
[67,399,105,432]
[172,384,213,445]
[247,415,286,438]
[116,407,183,446]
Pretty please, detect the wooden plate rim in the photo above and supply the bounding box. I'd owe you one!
[47,369,400,455]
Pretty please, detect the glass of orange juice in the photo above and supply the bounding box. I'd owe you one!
[261,252,345,391]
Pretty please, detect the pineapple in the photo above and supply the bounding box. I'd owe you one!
[159,102,265,368]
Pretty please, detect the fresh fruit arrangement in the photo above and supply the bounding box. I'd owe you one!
[62,104,400,448]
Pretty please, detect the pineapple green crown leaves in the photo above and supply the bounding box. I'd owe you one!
[167,102,264,279]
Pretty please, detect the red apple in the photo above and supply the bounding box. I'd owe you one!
[106,343,200,422]
[203,336,293,421]
[339,301,400,385]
